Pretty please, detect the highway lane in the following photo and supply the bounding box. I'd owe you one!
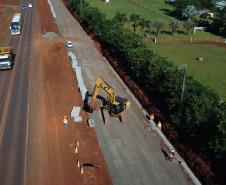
[0,2,33,185]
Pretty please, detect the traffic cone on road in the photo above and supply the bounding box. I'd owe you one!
[76,140,79,147]
[80,165,84,174]
[77,160,80,168]
[75,146,78,154]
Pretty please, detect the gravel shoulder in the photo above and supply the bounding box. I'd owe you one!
[27,0,112,184]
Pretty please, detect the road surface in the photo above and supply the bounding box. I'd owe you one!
[0,1,33,185]
[49,0,194,184]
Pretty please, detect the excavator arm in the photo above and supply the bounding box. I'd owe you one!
[91,77,116,103]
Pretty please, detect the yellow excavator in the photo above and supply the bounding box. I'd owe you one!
[89,77,130,122]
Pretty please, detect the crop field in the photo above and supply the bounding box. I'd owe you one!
[88,0,226,100]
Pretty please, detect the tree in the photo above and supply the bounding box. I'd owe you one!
[130,14,140,33]
[113,12,128,26]
[199,0,217,9]
[182,5,199,21]
[138,18,146,32]
[169,19,179,35]
[143,20,152,39]
[184,19,195,34]
[218,7,226,36]
[209,102,226,158]
[138,18,152,38]
[153,19,165,36]
[173,0,201,17]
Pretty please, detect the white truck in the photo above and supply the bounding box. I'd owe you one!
[0,47,14,70]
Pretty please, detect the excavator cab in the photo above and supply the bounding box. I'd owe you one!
[89,77,130,122]
[108,97,130,116]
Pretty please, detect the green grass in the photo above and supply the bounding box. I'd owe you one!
[87,0,173,22]
[88,0,225,39]
[150,43,226,100]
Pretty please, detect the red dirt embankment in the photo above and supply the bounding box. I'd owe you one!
[37,0,58,33]
[41,42,112,185]
[34,0,112,184]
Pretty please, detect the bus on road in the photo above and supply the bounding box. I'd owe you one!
[10,13,22,35]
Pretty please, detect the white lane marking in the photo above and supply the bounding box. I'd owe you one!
[0,34,14,146]
[23,71,30,185]
[0,78,14,145]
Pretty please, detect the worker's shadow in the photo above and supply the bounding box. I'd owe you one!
[83,91,93,113]
[83,92,107,124]
[161,147,169,160]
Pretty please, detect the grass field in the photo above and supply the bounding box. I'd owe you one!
[150,43,226,100]
[87,0,173,22]
[88,0,224,39]
[87,0,226,100]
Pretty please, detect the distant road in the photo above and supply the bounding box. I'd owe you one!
[0,1,33,185]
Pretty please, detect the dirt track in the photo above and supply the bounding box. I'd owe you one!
[26,0,112,184]
[0,5,17,45]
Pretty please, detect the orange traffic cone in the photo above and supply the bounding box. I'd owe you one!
[75,146,78,154]
[77,160,80,168]
[80,165,84,174]
[76,140,79,147]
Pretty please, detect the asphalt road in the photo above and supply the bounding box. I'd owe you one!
[49,0,194,184]
[0,2,33,185]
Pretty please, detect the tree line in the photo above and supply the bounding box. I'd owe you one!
[67,0,226,183]
[114,12,195,36]
[170,0,226,37]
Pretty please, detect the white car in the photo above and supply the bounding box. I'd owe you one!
[28,4,32,8]
[20,5,26,10]
[66,41,73,48]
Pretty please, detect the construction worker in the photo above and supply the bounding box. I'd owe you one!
[150,113,154,121]
[144,113,155,130]
[63,115,68,128]
[157,121,162,131]
[169,149,175,161]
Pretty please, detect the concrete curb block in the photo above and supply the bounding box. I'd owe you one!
[47,0,56,18]
[71,106,82,122]
[68,52,88,100]
[101,56,202,185]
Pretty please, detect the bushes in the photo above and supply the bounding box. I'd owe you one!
[68,0,226,183]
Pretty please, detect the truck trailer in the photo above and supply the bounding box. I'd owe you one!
[0,47,14,70]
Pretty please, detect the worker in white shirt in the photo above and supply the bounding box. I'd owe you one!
[157,121,162,131]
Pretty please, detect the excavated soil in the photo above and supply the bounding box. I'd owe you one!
[0,0,19,5]
[28,0,112,184]
[37,0,58,33]
[41,42,112,185]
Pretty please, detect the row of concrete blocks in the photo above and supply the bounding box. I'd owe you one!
[68,52,87,101]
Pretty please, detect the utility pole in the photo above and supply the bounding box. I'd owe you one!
[180,64,187,101]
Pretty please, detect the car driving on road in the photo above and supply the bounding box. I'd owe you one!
[66,41,73,48]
